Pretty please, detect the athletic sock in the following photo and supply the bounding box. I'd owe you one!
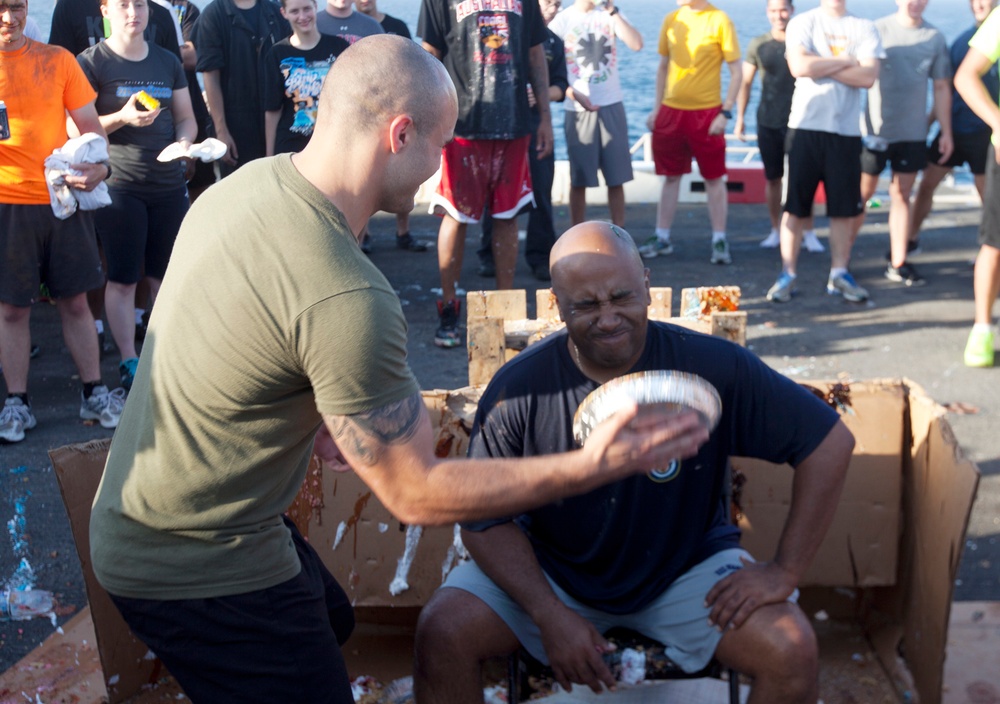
[135,308,146,325]
[973,322,994,333]
[7,393,29,406]
[829,267,848,279]
[655,228,671,242]
[94,319,104,334]
[712,231,727,242]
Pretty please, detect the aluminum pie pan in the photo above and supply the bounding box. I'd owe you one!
[572,371,722,446]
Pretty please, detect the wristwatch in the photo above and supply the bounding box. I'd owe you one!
[98,160,113,180]
[720,109,733,120]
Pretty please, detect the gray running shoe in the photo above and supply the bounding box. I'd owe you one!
[638,236,674,259]
[0,397,37,443]
[826,272,869,302]
[80,385,126,429]
[766,272,797,303]
[710,238,732,265]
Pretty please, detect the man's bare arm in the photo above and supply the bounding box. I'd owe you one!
[646,54,669,131]
[734,61,757,141]
[528,42,553,158]
[203,69,238,165]
[786,43,861,80]
[830,57,879,89]
[323,392,709,526]
[422,42,442,60]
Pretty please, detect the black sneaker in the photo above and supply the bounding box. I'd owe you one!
[434,299,462,349]
[396,233,428,252]
[884,261,926,287]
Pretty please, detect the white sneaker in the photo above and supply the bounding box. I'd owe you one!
[759,230,780,248]
[0,397,37,443]
[638,236,674,259]
[80,385,126,429]
[710,238,732,265]
[826,272,869,303]
[803,230,826,253]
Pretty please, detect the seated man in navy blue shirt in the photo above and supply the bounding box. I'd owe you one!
[414,221,855,704]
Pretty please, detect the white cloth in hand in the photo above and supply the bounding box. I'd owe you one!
[43,132,112,220]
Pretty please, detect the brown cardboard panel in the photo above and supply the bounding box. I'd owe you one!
[734,381,907,587]
[943,602,1000,704]
[49,439,167,704]
[899,391,980,704]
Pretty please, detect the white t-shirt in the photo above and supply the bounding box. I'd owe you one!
[548,5,627,111]
[23,16,44,41]
[785,8,885,136]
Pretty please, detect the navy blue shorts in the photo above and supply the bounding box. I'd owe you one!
[110,517,355,703]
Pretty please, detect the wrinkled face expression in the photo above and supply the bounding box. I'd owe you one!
[972,0,997,24]
[766,0,792,31]
[282,0,317,33]
[0,0,27,46]
[540,0,560,24]
[102,0,149,37]
[555,251,650,377]
[897,0,928,21]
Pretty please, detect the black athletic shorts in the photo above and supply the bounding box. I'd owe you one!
[0,203,105,306]
[927,130,991,175]
[110,516,356,703]
[980,144,1000,250]
[784,129,864,219]
[96,186,189,284]
[860,140,927,175]
[757,125,787,181]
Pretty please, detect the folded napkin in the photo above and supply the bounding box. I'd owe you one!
[43,133,112,220]
[157,138,228,163]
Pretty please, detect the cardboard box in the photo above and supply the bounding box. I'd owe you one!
[45,380,978,704]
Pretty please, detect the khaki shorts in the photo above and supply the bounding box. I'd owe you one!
[443,547,783,674]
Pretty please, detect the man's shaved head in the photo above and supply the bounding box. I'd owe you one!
[550,221,645,288]
[316,34,457,137]
[550,222,651,383]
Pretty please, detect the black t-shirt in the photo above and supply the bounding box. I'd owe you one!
[77,41,188,190]
[465,323,839,614]
[263,34,349,154]
[195,0,290,163]
[174,0,212,138]
[49,0,181,59]
[745,32,794,131]
[418,0,546,139]
[379,13,411,39]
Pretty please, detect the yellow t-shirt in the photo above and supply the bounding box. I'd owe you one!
[657,4,740,110]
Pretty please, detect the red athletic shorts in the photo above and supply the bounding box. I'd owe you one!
[651,105,727,180]
[431,135,534,223]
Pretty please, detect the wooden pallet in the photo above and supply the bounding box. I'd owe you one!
[467,287,747,387]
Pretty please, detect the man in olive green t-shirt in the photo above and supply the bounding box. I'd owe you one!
[90,35,711,702]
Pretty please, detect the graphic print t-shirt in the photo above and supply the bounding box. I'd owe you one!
[548,5,626,111]
[77,40,188,190]
[263,34,349,154]
[418,0,547,139]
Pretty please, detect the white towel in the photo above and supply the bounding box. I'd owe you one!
[43,133,113,220]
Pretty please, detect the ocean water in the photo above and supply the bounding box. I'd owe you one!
[28,0,982,159]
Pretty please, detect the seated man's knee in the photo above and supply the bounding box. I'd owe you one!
[415,588,501,666]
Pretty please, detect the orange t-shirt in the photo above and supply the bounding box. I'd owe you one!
[0,39,98,204]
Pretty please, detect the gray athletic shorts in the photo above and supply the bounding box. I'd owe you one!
[980,144,1000,250]
[565,102,634,188]
[443,547,793,673]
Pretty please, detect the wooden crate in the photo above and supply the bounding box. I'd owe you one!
[466,287,747,387]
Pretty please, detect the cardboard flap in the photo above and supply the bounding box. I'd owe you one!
[898,386,980,704]
[49,440,163,704]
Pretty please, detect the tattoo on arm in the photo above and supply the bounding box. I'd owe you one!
[328,393,423,467]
